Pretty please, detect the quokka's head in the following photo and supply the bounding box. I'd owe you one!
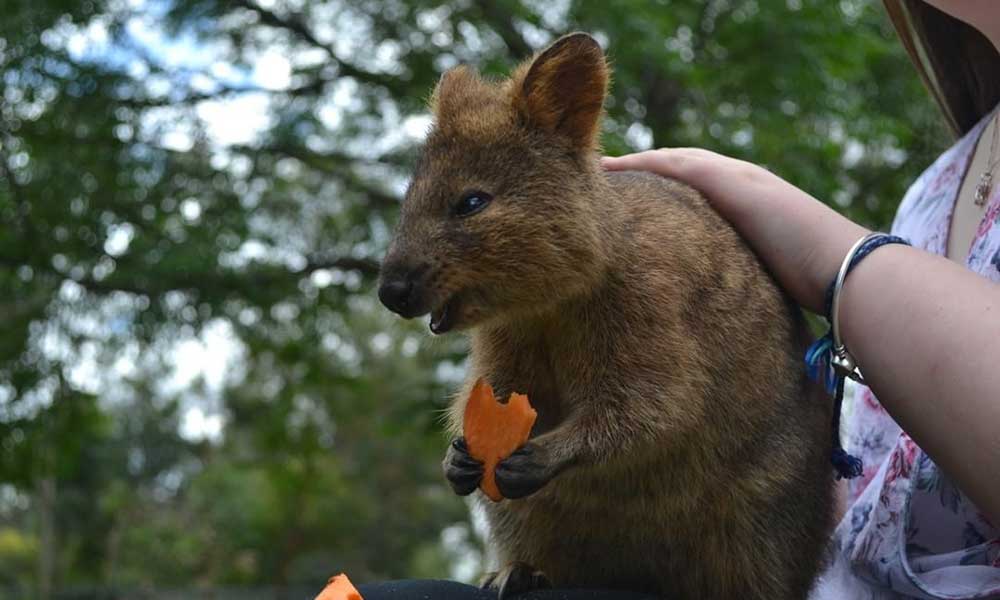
[379,33,611,334]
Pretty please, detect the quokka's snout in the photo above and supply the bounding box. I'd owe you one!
[377,260,430,318]
[378,256,465,334]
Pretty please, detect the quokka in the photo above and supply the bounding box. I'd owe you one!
[379,32,835,600]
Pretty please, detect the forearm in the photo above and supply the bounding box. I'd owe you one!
[709,170,869,313]
[602,150,870,312]
[839,245,1000,522]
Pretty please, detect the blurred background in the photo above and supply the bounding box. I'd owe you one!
[0,0,945,598]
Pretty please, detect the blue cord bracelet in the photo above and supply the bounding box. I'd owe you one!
[822,234,911,318]
[804,233,909,480]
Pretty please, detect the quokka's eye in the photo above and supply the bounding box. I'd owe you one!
[453,191,492,218]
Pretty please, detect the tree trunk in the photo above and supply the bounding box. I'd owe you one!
[36,476,56,600]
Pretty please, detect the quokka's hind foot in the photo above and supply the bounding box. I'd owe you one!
[480,561,552,599]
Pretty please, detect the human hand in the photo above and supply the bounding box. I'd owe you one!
[602,148,869,314]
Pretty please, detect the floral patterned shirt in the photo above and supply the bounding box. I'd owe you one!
[811,110,1000,599]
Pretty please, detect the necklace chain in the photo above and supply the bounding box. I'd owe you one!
[974,111,1000,207]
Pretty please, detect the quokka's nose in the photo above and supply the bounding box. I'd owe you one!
[378,268,429,318]
[379,260,431,317]
[378,277,413,315]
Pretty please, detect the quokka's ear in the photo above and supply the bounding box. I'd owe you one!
[512,33,609,150]
[429,65,479,119]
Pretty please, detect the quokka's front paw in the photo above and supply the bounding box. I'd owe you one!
[443,437,483,496]
[494,440,558,499]
[481,561,551,599]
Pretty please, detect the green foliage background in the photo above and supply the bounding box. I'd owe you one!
[0,0,944,597]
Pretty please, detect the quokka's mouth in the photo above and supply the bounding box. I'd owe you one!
[429,295,459,335]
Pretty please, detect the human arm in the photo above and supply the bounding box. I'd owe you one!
[602,149,1000,523]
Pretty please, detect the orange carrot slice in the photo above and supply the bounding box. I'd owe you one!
[463,378,537,502]
[316,573,363,600]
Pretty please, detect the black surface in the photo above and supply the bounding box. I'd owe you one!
[356,580,659,600]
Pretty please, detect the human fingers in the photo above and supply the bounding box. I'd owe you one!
[601,147,752,191]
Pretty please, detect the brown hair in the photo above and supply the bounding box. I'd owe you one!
[884,0,1000,136]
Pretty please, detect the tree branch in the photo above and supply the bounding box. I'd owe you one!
[69,255,380,299]
[476,0,536,59]
[0,135,38,247]
[233,144,402,210]
[0,288,53,321]
[233,0,409,96]
[117,78,328,109]
[300,256,381,278]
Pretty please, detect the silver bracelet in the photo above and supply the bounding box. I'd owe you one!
[830,232,900,384]
[829,232,884,383]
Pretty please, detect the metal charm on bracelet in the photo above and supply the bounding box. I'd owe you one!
[829,233,881,384]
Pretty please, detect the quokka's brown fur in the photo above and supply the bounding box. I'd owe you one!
[379,33,835,600]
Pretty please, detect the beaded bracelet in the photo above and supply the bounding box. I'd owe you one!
[805,232,910,479]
